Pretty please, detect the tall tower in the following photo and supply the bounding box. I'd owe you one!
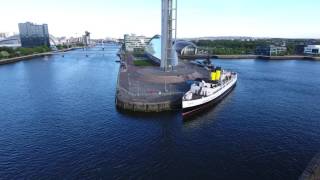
[161,0,178,71]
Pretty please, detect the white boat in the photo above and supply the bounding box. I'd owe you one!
[182,68,237,117]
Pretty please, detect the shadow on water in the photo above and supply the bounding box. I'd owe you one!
[116,87,236,124]
[300,152,320,180]
[116,108,182,121]
[183,89,237,126]
[183,105,220,123]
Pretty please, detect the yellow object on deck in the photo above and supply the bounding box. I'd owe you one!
[211,72,216,81]
[216,70,221,81]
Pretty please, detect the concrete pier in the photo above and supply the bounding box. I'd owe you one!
[300,152,320,180]
[115,53,209,112]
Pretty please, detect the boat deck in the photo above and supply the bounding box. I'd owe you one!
[183,74,237,102]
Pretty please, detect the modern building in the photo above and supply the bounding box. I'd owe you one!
[67,37,84,46]
[294,44,306,55]
[145,35,162,64]
[145,35,197,65]
[0,35,21,48]
[255,45,287,56]
[174,40,198,56]
[54,37,68,45]
[18,22,50,48]
[124,34,151,52]
[304,45,320,56]
[0,33,9,40]
[0,34,67,48]
[82,31,91,46]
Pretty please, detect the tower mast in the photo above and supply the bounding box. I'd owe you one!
[161,0,178,71]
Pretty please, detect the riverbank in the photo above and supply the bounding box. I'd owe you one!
[180,54,320,61]
[257,55,320,60]
[0,48,77,65]
[1,45,320,179]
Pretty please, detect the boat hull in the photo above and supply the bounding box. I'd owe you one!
[182,82,237,118]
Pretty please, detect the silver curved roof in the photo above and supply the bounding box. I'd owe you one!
[145,36,197,61]
[145,35,162,61]
[174,40,197,54]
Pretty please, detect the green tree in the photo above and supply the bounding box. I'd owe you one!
[0,51,10,58]
[17,48,33,56]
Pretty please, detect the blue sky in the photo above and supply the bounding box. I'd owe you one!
[1,0,319,38]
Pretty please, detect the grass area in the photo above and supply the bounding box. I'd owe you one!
[133,60,154,67]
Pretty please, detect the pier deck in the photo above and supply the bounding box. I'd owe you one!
[116,54,209,112]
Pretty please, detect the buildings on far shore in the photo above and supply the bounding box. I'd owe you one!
[145,35,198,64]
[0,32,92,48]
[304,45,320,56]
[254,44,320,56]
[18,22,50,48]
[124,34,151,52]
[255,44,320,56]
[124,34,198,65]
[83,31,90,46]
[0,33,9,40]
[255,45,287,56]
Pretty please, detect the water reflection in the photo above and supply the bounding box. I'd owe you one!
[183,89,237,130]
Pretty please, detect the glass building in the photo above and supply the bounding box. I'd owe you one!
[174,40,198,56]
[145,35,162,64]
[145,35,198,65]
[18,22,50,48]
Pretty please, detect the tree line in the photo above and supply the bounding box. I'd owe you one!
[0,46,51,60]
[193,39,320,55]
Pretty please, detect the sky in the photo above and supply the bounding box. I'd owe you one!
[1,0,320,39]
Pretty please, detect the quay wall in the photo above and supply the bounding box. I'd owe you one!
[115,95,181,112]
[300,152,320,180]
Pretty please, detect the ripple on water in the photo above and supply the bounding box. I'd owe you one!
[0,48,320,179]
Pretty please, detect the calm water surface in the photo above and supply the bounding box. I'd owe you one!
[0,45,320,179]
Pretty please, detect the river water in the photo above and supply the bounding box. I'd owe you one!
[0,45,320,179]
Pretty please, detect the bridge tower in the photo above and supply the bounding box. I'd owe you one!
[161,0,178,71]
